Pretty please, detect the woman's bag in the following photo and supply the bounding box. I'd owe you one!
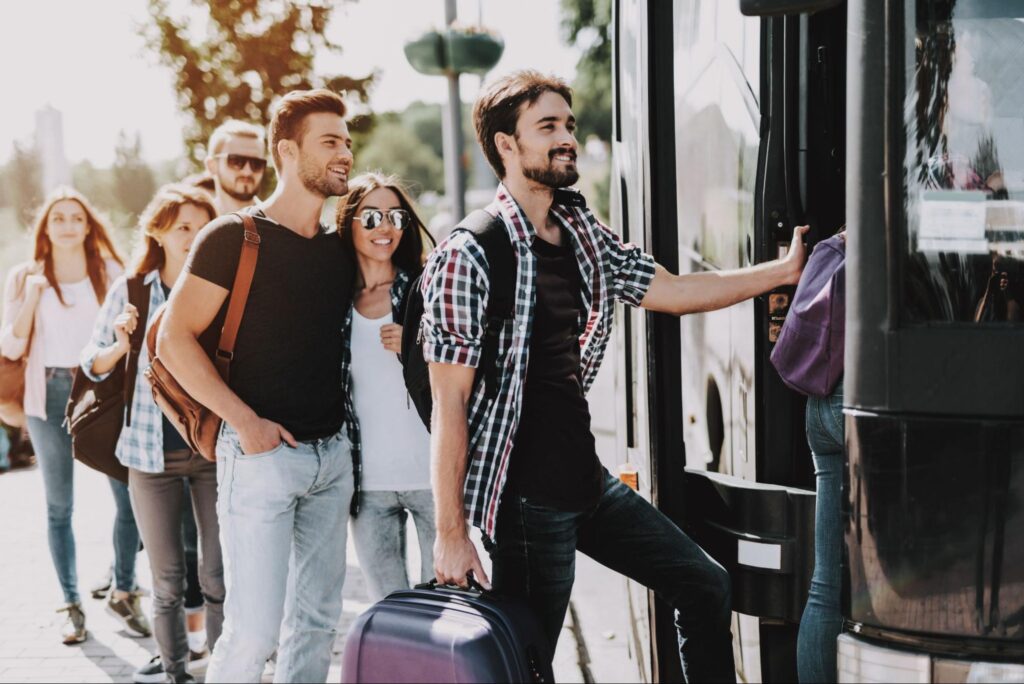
[0,355,27,427]
[769,233,846,398]
[143,213,260,461]
[65,276,152,483]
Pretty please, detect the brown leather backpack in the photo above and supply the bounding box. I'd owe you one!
[143,213,260,461]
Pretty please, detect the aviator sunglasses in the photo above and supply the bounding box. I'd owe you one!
[214,154,267,173]
[356,208,412,231]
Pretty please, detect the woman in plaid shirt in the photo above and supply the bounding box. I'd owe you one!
[422,71,809,683]
[82,184,225,683]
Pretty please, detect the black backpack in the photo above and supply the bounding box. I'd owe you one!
[400,210,515,430]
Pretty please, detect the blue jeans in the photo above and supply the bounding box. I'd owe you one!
[350,489,436,601]
[206,424,354,684]
[797,382,845,683]
[26,368,140,604]
[487,471,735,683]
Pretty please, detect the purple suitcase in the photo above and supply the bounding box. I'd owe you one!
[341,580,554,683]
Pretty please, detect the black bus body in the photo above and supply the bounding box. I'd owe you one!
[610,0,1024,680]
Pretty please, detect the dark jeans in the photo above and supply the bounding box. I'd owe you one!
[797,382,845,683]
[487,470,735,683]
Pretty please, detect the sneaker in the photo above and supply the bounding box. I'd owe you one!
[107,592,152,637]
[57,603,87,644]
[89,568,113,600]
[133,655,165,684]
[187,647,210,673]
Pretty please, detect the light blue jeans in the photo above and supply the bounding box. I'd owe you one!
[206,424,354,684]
[350,489,436,601]
[26,368,139,604]
[797,381,845,683]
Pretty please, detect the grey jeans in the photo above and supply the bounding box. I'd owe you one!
[129,450,224,679]
[350,489,436,601]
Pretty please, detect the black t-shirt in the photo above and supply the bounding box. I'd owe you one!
[185,209,354,441]
[159,281,191,452]
[507,232,603,512]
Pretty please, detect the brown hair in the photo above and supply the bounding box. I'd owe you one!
[472,70,573,179]
[268,89,347,171]
[335,172,435,280]
[131,184,217,277]
[29,187,124,305]
[207,119,266,158]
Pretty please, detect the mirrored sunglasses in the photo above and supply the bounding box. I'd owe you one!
[357,208,411,231]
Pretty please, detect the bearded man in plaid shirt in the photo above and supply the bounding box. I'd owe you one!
[421,70,810,683]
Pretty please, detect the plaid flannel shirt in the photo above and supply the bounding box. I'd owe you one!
[340,269,413,516]
[80,270,168,473]
[420,184,657,540]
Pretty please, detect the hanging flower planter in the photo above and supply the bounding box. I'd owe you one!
[445,27,504,75]
[404,30,447,76]
[404,26,504,76]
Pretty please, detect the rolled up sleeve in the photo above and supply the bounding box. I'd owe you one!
[594,216,657,307]
[80,276,127,383]
[420,232,489,369]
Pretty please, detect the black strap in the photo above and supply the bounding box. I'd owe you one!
[123,276,152,427]
[455,210,514,401]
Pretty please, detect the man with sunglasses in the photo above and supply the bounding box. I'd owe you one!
[204,120,268,215]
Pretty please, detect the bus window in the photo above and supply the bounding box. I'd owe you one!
[903,0,1024,324]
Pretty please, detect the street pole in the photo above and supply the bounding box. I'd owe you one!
[443,0,466,220]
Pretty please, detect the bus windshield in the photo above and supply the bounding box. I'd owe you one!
[903,0,1024,324]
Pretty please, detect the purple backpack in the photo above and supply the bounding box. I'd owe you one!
[770,233,845,398]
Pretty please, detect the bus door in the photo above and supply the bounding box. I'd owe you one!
[665,1,848,681]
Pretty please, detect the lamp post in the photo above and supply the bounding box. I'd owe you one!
[442,0,465,220]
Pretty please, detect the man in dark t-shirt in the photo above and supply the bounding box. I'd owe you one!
[158,89,357,684]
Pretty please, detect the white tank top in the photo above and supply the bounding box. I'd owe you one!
[36,278,102,368]
[350,309,432,491]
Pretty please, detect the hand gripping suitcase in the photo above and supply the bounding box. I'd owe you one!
[341,578,555,683]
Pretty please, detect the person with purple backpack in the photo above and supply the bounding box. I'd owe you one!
[769,227,846,683]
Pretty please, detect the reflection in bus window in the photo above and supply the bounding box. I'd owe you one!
[903,0,1024,324]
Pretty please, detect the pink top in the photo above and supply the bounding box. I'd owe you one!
[1,259,123,420]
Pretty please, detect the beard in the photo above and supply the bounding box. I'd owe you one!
[298,154,348,198]
[218,173,259,202]
[522,151,579,189]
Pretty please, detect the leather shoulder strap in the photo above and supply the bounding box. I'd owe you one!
[215,213,260,380]
[123,275,153,427]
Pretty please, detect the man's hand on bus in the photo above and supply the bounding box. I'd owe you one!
[434,531,492,590]
[781,225,811,285]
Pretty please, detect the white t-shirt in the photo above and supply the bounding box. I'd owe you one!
[37,277,103,368]
[350,309,432,491]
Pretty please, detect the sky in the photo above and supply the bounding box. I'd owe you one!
[0,0,583,166]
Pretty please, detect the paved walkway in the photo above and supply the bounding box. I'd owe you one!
[0,460,584,683]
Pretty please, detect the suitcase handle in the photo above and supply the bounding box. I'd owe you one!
[416,570,488,594]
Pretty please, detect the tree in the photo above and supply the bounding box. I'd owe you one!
[356,122,445,195]
[7,142,43,227]
[144,0,374,167]
[560,0,612,143]
[112,131,158,220]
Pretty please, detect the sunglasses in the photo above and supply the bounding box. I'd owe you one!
[215,154,267,173]
[356,208,412,231]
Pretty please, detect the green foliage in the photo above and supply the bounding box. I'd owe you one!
[560,0,612,142]
[6,143,43,227]
[355,121,445,195]
[112,131,158,221]
[144,0,374,168]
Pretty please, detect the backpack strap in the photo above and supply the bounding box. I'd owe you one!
[455,210,515,401]
[215,213,261,381]
[123,275,153,427]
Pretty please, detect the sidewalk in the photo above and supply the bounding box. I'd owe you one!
[0,459,585,683]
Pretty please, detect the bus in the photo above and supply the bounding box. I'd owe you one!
[608,0,1024,680]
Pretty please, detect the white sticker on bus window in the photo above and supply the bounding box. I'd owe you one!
[737,539,782,570]
[919,190,988,253]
